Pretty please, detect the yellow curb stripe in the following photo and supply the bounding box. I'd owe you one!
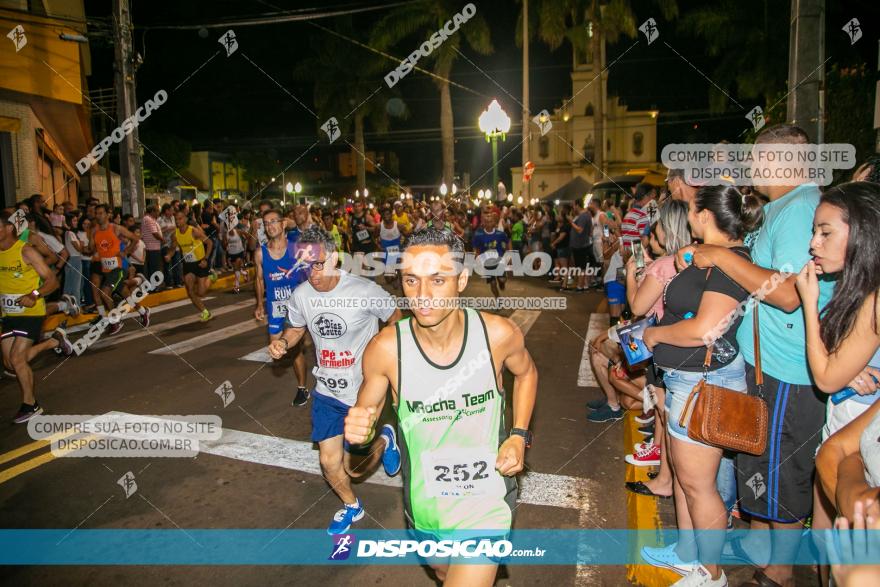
[623,411,681,587]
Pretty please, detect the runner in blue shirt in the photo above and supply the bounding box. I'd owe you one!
[254,208,310,407]
[472,209,510,299]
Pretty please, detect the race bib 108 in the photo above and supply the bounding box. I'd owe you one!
[0,294,24,314]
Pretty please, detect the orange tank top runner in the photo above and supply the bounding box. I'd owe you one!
[94,225,122,273]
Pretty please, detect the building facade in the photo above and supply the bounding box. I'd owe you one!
[183,151,249,199]
[0,0,92,207]
[511,36,662,201]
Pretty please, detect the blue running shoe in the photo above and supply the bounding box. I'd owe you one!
[640,543,699,576]
[587,404,625,423]
[379,424,401,476]
[327,499,365,535]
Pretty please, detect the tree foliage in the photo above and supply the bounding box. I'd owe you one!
[141,131,191,189]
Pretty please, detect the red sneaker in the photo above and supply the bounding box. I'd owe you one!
[625,443,661,466]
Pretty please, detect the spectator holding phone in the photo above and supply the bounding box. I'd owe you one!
[623,200,691,499]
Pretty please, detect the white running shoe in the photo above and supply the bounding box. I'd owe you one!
[672,566,727,586]
[640,543,699,576]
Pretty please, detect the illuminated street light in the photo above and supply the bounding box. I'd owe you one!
[517,196,523,204]
[294,182,302,194]
[507,194,513,202]
[439,183,448,196]
[355,189,360,198]
[478,189,485,199]
[485,189,492,200]
[451,183,458,195]
[478,99,511,190]
[364,188,369,198]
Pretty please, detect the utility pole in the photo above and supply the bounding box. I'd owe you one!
[522,0,530,201]
[787,0,825,142]
[113,0,145,217]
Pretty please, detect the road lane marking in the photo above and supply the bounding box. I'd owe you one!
[88,300,253,351]
[509,309,540,337]
[0,434,98,485]
[103,413,594,510]
[149,320,262,355]
[60,298,218,336]
[239,346,271,363]
[0,451,56,484]
[0,426,85,467]
[202,429,594,509]
[577,313,609,387]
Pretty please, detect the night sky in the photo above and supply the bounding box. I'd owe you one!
[83,0,879,194]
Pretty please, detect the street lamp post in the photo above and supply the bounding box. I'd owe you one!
[478,99,511,194]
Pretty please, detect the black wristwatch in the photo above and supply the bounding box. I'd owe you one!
[509,428,532,448]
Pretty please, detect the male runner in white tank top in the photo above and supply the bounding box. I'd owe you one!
[268,227,402,535]
[345,227,538,586]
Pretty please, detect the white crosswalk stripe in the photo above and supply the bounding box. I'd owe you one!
[239,346,271,363]
[149,319,262,355]
[100,412,596,510]
[62,298,216,336]
[88,300,253,351]
[577,312,610,387]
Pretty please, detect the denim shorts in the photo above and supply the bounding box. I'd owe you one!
[662,354,747,446]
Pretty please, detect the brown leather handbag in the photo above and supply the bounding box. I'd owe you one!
[677,304,769,456]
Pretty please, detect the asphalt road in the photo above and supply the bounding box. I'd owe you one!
[0,275,631,586]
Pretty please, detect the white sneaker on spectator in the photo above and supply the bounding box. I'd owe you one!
[633,438,654,451]
[640,543,699,576]
[672,566,727,586]
[634,411,655,425]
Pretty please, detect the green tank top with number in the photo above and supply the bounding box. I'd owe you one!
[395,308,516,537]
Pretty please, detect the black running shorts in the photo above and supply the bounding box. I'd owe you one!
[1,315,45,343]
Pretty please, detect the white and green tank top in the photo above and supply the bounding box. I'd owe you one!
[395,308,517,537]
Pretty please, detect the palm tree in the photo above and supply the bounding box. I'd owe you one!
[678,0,787,112]
[294,19,406,191]
[518,0,676,173]
[371,2,492,186]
